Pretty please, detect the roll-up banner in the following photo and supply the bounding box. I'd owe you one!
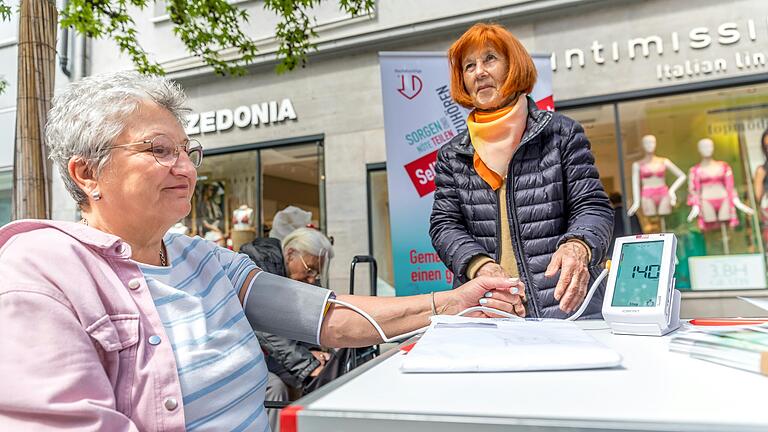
[379,52,553,296]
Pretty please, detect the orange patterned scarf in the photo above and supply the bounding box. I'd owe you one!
[467,96,528,190]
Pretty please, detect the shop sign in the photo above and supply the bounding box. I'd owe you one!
[551,17,768,82]
[688,254,767,290]
[185,98,297,135]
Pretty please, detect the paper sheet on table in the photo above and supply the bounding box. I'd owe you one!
[739,297,768,313]
[400,316,622,373]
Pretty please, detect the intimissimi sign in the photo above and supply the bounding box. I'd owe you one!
[550,17,768,81]
[185,98,297,135]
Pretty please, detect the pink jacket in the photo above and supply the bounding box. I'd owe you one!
[0,220,185,431]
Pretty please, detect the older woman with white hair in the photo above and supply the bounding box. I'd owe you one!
[282,227,333,284]
[0,71,521,432]
[241,227,336,431]
[243,226,333,287]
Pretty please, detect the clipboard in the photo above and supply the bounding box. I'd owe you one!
[401,316,622,373]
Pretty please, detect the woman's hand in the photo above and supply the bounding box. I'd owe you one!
[440,276,525,318]
[308,351,330,378]
[545,241,590,313]
[475,262,526,314]
[476,262,507,278]
[310,350,330,366]
[309,365,324,377]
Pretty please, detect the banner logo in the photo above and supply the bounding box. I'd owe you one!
[535,95,555,112]
[403,149,439,197]
[397,74,423,100]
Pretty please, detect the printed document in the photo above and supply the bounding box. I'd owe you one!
[738,296,768,313]
[401,316,622,373]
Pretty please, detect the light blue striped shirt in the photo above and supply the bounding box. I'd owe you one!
[139,234,270,432]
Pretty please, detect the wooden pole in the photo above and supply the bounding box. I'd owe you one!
[13,0,57,220]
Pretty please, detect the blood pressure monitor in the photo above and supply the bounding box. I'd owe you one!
[602,233,681,336]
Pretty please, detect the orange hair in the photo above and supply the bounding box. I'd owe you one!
[448,23,537,109]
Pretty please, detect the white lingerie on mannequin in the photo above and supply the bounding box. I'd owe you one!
[233,205,254,231]
[168,222,189,235]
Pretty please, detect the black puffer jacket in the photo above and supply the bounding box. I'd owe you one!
[429,97,613,319]
[240,237,320,388]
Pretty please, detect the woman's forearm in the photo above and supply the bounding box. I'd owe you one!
[318,292,458,348]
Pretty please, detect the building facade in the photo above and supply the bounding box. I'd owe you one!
[35,0,768,316]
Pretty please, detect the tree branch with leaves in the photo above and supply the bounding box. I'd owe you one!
[0,0,374,92]
[64,0,374,76]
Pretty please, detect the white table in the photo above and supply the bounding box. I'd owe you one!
[284,321,768,432]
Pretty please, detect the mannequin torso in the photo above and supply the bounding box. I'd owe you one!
[697,160,729,202]
[639,156,667,187]
[639,156,670,213]
[630,153,686,218]
[628,136,686,219]
[687,159,737,230]
[233,205,254,231]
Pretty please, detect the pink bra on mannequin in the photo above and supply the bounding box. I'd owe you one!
[639,163,666,179]
[639,162,669,207]
[687,161,738,231]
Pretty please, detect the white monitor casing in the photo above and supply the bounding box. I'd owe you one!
[602,233,681,336]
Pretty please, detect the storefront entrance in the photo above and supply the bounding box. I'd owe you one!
[183,136,324,252]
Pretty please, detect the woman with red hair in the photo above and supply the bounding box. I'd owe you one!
[430,23,614,319]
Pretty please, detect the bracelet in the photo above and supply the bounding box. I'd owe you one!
[430,291,438,316]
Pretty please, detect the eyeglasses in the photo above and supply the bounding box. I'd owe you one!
[298,253,321,279]
[110,135,203,168]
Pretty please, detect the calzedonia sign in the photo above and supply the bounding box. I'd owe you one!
[185,98,297,135]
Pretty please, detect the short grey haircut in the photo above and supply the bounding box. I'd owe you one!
[46,71,190,207]
[282,227,335,260]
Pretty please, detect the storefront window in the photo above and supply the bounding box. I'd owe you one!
[617,84,768,291]
[185,141,323,251]
[367,165,395,297]
[0,169,11,225]
[261,143,322,235]
[185,149,259,250]
[561,104,622,198]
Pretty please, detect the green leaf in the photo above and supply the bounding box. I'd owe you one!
[0,0,10,22]
[62,0,164,74]
[264,0,372,73]
[57,0,375,77]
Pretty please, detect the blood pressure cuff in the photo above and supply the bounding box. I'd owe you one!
[243,271,334,345]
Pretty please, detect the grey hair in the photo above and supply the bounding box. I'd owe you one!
[46,71,190,207]
[282,227,335,260]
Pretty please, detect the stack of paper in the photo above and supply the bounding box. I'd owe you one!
[670,324,768,376]
[400,316,622,373]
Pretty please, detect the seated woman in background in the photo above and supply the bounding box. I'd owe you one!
[0,71,520,432]
[241,227,336,431]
